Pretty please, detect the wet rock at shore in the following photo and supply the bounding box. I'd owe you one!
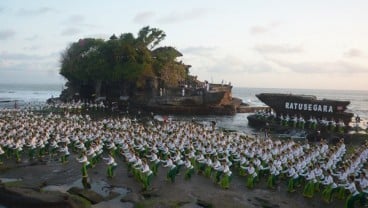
[0,185,90,208]
[254,196,281,208]
[196,199,213,208]
[120,192,144,203]
[140,189,160,198]
[67,186,104,204]
[106,191,120,200]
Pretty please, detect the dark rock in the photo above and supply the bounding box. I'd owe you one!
[0,185,89,208]
[67,187,83,195]
[120,192,144,203]
[67,186,104,204]
[254,196,280,208]
[180,202,203,208]
[254,196,269,204]
[47,97,61,104]
[140,189,160,198]
[176,201,191,206]
[40,181,48,188]
[196,199,213,208]
[106,191,120,200]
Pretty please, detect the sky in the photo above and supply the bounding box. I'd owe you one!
[0,0,368,90]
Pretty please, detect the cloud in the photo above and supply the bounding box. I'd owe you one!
[25,35,38,41]
[201,55,274,74]
[65,14,84,24]
[63,14,95,27]
[23,45,41,51]
[0,52,43,61]
[0,51,58,66]
[181,47,275,75]
[0,29,16,40]
[133,11,155,23]
[180,46,216,56]
[250,22,280,35]
[17,7,56,16]
[254,44,303,55]
[207,56,243,73]
[0,61,63,84]
[85,33,110,39]
[0,61,57,75]
[0,51,60,85]
[158,8,208,24]
[187,53,275,76]
[0,7,3,13]
[61,27,82,36]
[0,52,40,61]
[244,62,275,73]
[0,52,59,77]
[250,26,268,35]
[344,48,363,58]
[60,14,96,36]
[271,59,368,74]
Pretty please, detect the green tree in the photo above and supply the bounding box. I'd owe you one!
[137,26,166,49]
[152,46,189,88]
[59,26,191,100]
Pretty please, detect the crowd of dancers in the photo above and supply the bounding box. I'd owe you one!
[255,111,346,133]
[0,107,367,208]
[45,100,108,112]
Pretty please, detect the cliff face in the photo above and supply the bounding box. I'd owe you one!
[219,90,233,105]
[59,80,241,115]
[141,84,240,115]
[146,84,231,106]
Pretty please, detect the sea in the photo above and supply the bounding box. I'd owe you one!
[0,83,61,109]
[0,83,367,134]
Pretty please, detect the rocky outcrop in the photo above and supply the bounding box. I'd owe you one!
[67,187,104,204]
[120,192,144,203]
[142,85,243,116]
[196,199,214,208]
[0,185,90,208]
[57,81,243,116]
